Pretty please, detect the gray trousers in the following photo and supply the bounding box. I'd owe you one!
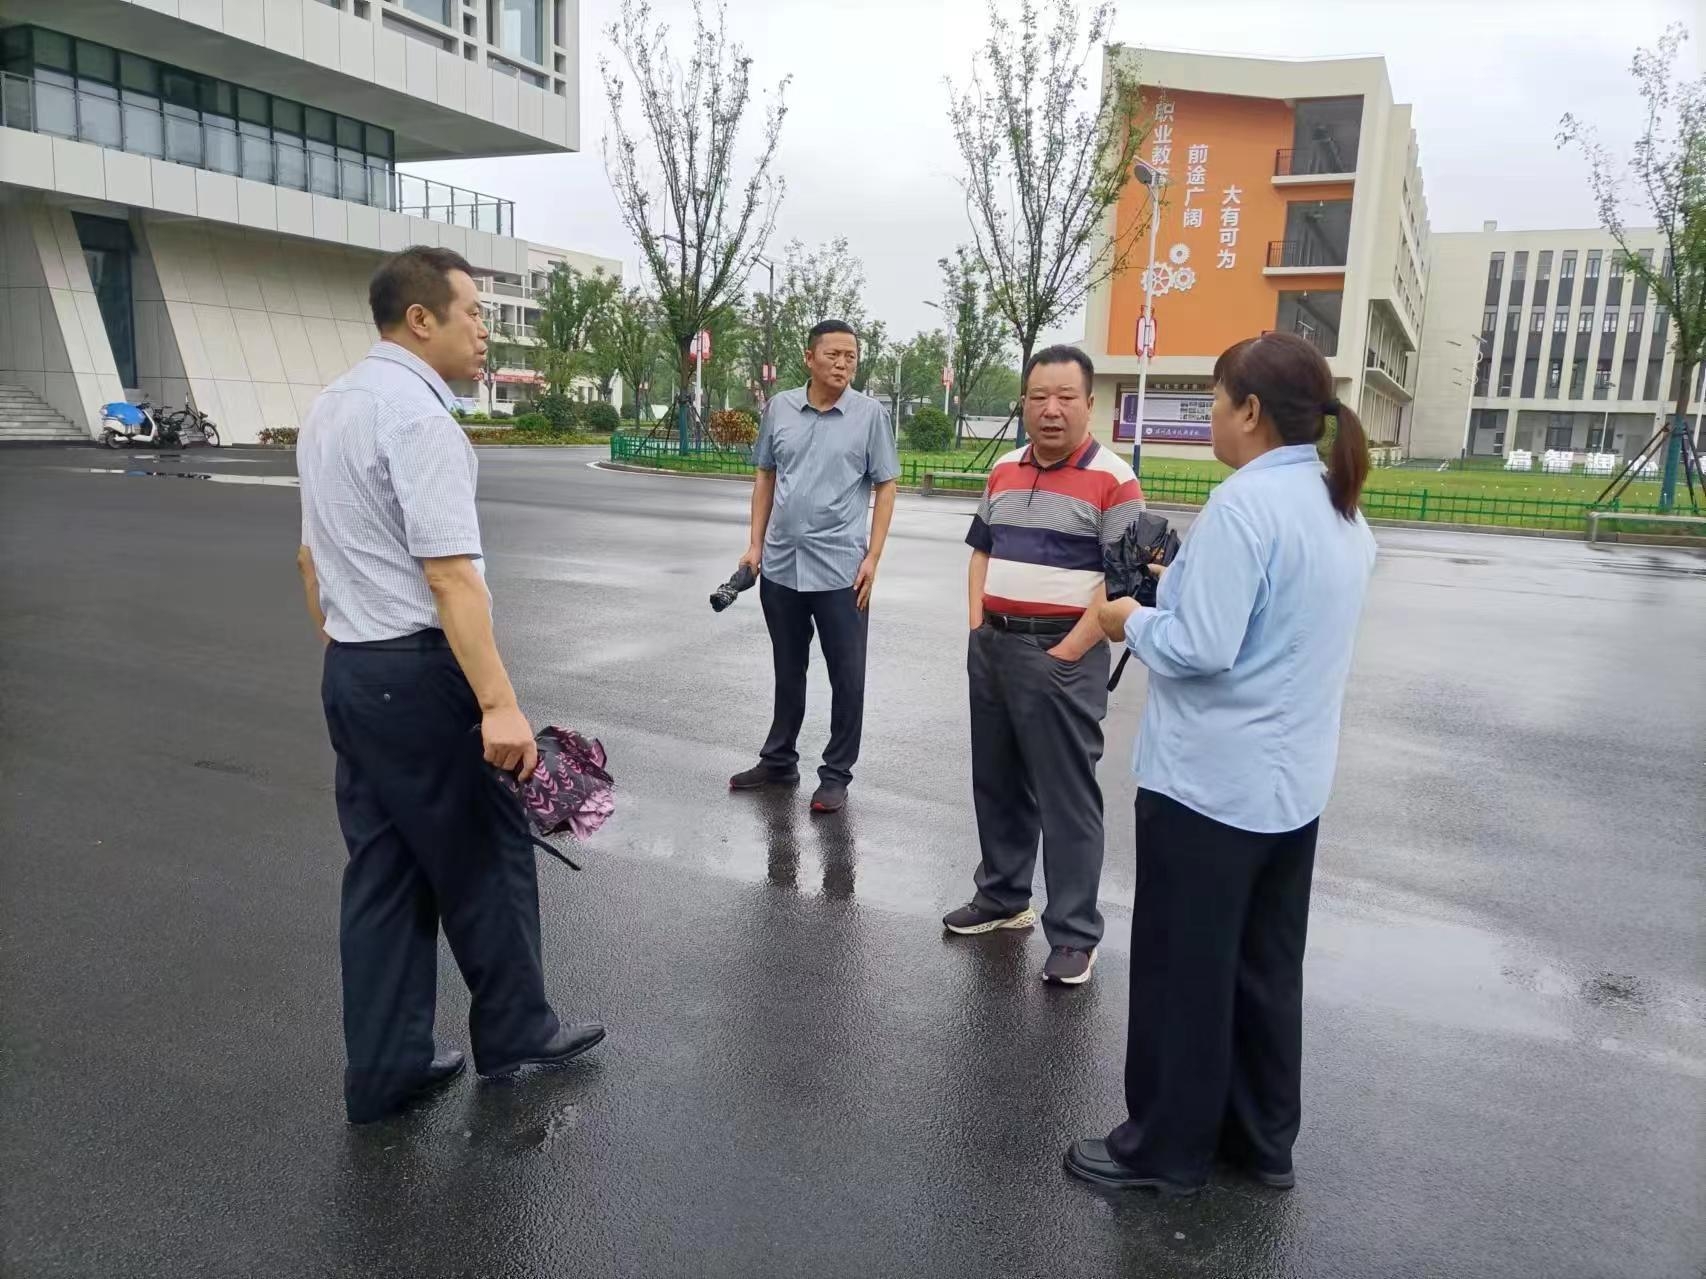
[967,623,1110,950]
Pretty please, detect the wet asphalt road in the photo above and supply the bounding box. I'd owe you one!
[1,445,1703,1279]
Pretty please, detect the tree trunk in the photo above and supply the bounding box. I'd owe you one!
[1014,336,1033,447]
[1659,362,1693,510]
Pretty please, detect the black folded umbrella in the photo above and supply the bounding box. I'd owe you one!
[1104,513,1182,691]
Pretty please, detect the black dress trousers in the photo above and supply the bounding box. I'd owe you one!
[758,577,870,787]
[320,631,560,1121]
[1108,788,1320,1188]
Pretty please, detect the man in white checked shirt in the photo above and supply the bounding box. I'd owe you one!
[296,246,603,1124]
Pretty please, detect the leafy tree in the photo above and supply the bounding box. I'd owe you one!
[866,330,952,424]
[602,0,788,440]
[963,364,1021,418]
[1560,23,1706,509]
[535,265,620,392]
[903,406,955,453]
[948,0,1147,444]
[771,237,878,390]
[939,246,1010,420]
[590,287,670,422]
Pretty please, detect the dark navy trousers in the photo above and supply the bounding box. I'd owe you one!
[321,631,559,1121]
[758,578,869,787]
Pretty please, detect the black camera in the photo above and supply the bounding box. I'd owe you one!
[709,562,759,612]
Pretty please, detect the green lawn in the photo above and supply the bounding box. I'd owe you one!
[1137,456,1666,504]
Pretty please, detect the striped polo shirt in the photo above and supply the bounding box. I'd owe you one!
[966,437,1145,618]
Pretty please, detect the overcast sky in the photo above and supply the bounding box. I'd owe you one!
[413,0,1700,343]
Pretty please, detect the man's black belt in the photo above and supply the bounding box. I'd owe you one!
[985,613,1076,636]
[334,629,450,651]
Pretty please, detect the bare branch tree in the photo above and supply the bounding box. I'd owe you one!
[948,0,1146,442]
[1560,23,1706,508]
[601,0,788,437]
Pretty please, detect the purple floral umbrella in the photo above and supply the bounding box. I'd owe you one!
[490,726,614,871]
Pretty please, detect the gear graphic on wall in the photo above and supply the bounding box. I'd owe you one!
[1168,242,1191,265]
[1144,263,1198,295]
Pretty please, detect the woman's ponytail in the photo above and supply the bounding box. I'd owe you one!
[1213,332,1371,522]
[1322,399,1369,521]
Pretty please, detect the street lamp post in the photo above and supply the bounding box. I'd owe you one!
[1131,158,1167,475]
[752,252,777,407]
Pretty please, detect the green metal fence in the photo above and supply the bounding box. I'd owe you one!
[608,435,1682,535]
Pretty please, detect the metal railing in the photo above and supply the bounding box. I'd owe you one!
[1267,239,1349,270]
[1274,146,1356,178]
[608,435,1678,534]
[0,69,513,237]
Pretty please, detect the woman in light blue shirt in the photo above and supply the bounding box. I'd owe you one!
[1064,331,1378,1197]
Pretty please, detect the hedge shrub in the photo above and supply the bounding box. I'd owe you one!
[708,408,759,449]
[582,401,621,434]
[903,406,954,453]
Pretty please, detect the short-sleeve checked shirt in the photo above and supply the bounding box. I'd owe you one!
[966,436,1145,617]
[752,386,901,592]
[298,342,484,642]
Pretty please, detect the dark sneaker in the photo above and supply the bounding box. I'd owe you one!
[1042,945,1096,985]
[1063,1139,1203,1197]
[810,782,847,813]
[941,902,1038,935]
[729,765,800,790]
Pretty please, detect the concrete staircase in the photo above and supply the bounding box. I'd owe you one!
[0,385,91,445]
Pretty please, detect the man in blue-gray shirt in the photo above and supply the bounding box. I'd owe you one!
[729,320,900,814]
[297,246,603,1124]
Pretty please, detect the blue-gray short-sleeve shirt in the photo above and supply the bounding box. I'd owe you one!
[751,386,900,592]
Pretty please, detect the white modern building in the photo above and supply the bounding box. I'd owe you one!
[1410,223,1699,460]
[475,239,621,415]
[0,0,578,443]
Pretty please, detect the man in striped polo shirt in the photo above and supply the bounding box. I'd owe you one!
[942,345,1144,986]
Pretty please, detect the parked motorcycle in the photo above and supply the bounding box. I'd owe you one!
[99,400,220,450]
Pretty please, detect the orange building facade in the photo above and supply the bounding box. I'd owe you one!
[1081,50,1429,460]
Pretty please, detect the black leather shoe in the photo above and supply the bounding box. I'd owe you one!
[810,782,847,813]
[730,765,800,790]
[480,1023,606,1078]
[345,1049,466,1125]
[1063,1138,1203,1197]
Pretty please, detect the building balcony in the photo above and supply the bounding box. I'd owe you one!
[1,69,514,236]
[1273,147,1355,184]
[1265,239,1348,273]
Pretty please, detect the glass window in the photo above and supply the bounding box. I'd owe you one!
[119,53,157,96]
[1586,250,1602,279]
[241,126,272,183]
[491,0,546,65]
[1291,97,1362,173]
[1482,307,1497,331]
[1506,310,1519,334]
[399,0,452,24]
[123,89,164,158]
[1488,253,1504,282]
[275,137,307,190]
[364,124,392,158]
[2,25,31,72]
[1602,308,1619,332]
[1548,360,1562,389]
[273,99,303,137]
[335,115,362,149]
[1512,251,1528,281]
[1274,290,1342,356]
[308,141,338,196]
[1608,255,1625,281]
[33,71,77,138]
[367,162,391,209]
[1538,251,1553,281]
[75,39,117,83]
[199,79,235,118]
[237,87,269,127]
[1560,251,1577,280]
[1595,361,1612,389]
[161,68,197,111]
[304,107,334,144]
[1629,309,1644,332]
[1578,311,1593,333]
[1530,310,1544,332]
[1554,309,1569,332]
[337,147,366,202]
[34,29,72,72]
[77,82,122,149]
